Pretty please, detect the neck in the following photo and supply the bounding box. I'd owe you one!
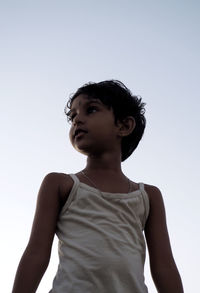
[84,152,123,175]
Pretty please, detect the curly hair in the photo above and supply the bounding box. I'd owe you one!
[64,80,146,162]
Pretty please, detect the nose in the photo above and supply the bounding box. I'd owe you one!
[73,112,85,125]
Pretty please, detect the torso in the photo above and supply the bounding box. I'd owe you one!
[58,172,141,210]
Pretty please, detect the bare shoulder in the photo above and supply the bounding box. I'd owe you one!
[44,172,73,198]
[35,172,74,212]
[143,183,164,206]
[142,183,182,283]
[56,172,74,205]
[143,183,169,254]
[27,172,74,253]
[143,183,167,233]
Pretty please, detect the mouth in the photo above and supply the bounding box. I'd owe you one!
[74,129,88,138]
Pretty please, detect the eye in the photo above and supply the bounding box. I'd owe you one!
[67,105,98,123]
[87,106,98,114]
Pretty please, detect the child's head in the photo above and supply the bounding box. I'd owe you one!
[65,80,146,161]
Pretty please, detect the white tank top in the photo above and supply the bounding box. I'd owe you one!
[49,174,149,293]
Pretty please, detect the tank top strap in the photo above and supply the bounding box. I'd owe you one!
[60,174,80,215]
[138,183,150,229]
[69,173,80,185]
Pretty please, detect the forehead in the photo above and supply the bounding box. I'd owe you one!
[70,94,103,110]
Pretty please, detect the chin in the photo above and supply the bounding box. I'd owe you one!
[73,144,91,156]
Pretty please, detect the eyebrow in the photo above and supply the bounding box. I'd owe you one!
[70,99,103,113]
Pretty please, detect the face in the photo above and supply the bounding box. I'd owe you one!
[68,94,122,157]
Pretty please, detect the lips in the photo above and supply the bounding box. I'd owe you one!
[74,128,88,138]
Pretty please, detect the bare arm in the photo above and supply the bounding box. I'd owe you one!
[144,185,184,293]
[12,172,64,293]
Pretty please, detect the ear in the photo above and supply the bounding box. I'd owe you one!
[117,116,136,137]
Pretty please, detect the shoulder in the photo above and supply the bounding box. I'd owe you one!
[42,172,73,188]
[143,183,164,206]
[143,184,176,272]
[27,173,74,253]
[143,183,167,235]
[143,183,167,229]
[41,172,74,206]
[45,172,74,204]
[42,172,63,183]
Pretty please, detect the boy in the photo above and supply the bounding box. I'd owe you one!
[12,80,184,292]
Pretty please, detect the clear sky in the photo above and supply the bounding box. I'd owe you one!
[1,0,199,292]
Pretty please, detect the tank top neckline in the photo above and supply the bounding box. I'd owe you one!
[70,173,142,197]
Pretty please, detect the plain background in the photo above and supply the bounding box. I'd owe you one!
[1,0,199,292]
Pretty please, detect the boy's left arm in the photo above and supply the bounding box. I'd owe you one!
[144,185,184,293]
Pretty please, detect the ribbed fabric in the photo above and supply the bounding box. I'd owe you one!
[49,174,149,293]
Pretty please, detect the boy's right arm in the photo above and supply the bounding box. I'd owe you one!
[12,172,66,293]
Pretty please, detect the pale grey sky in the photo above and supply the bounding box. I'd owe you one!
[1,1,199,292]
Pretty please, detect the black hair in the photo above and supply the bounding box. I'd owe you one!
[64,80,146,162]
